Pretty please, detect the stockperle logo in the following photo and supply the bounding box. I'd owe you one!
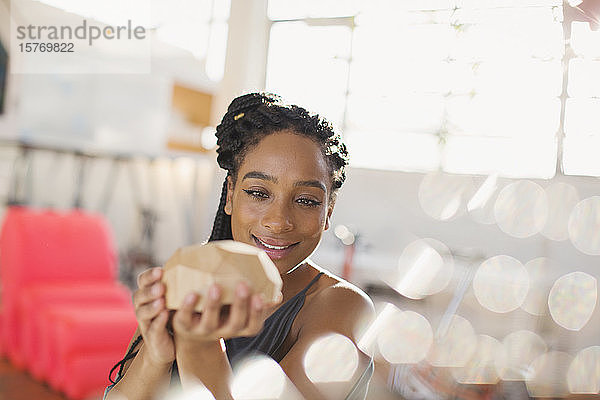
[10,0,151,74]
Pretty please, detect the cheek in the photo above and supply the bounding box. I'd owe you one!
[231,198,261,225]
[297,209,328,234]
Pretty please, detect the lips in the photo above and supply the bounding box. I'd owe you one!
[252,235,299,260]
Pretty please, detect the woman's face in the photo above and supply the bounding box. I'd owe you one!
[224,131,334,274]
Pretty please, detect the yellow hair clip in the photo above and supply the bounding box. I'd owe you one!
[234,112,245,121]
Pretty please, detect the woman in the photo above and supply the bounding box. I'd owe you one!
[104,93,375,400]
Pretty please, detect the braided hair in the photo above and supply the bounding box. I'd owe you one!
[208,92,349,242]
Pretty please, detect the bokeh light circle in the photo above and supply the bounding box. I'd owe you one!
[521,257,555,316]
[377,310,433,364]
[468,174,500,225]
[567,346,600,394]
[452,334,501,384]
[427,314,477,367]
[473,255,529,313]
[568,196,600,255]
[304,333,359,383]
[526,351,573,398]
[541,182,580,241]
[167,384,216,400]
[494,180,548,238]
[495,330,547,381]
[356,303,397,357]
[418,172,474,221]
[390,238,454,299]
[231,355,286,400]
[548,271,597,331]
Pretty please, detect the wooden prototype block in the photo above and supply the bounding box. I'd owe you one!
[162,240,283,312]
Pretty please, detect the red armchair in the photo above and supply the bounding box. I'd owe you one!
[0,206,138,399]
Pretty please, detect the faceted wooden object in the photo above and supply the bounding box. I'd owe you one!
[162,240,282,312]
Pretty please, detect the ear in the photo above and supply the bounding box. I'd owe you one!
[324,198,336,231]
[224,176,233,216]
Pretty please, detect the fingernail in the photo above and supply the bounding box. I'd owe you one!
[153,298,162,308]
[185,293,196,304]
[209,285,220,300]
[237,283,249,298]
[153,268,161,278]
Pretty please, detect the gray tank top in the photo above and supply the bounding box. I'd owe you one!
[224,271,324,363]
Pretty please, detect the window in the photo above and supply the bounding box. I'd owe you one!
[265,0,594,179]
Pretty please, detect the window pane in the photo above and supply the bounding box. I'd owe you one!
[571,21,600,58]
[446,95,560,138]
[346,94,444,133]
[356,24,454,63]
[266,22,351,127]
[452,12,563,61]
[568,59,600,98]
[563,135,600,176]
[444,135,557,178]
[346,130,441,171]
[564,98,600,138]
[474,60,562,97]
[350,58,456,95]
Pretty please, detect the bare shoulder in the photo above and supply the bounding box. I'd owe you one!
[313,270,373,309]
[302,267,375,338]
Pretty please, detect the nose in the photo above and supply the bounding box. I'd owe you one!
[261,200,294,233]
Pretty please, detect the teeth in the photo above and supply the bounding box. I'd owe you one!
[257,238,292,250]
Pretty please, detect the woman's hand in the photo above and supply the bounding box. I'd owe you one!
[132,267,175,366]
[172,282,267,344]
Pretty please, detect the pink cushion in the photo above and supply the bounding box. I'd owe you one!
[63,350,129,400]
[36,304,136,387]
[18,282,132,370]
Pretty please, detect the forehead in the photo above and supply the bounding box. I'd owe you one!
[238,131,330,183]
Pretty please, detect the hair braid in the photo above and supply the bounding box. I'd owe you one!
[208,174,233,242]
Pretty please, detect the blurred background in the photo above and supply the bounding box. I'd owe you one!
[0,0,599,399]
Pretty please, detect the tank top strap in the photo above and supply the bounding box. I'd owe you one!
[299,271,324,294]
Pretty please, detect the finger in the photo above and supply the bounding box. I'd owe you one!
[136,297,166,323]
[148,309,170,338]
[133,282,165,308]
[197,285,222,334]
[137,267,162,289]
[173,293,199,331]
[222,282,250,335]
[242,294,265,336]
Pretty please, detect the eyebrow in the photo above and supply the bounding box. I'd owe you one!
[242,171,326,192]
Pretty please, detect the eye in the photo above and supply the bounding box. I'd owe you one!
[243,189,269,199]
[296,197,322,208]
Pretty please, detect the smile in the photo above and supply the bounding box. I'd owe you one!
[253,235,298,249]
[252,235,299,259]
[258,241,291,250]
